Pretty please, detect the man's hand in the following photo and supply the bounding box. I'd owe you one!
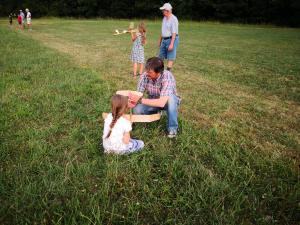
[168,43,174,51]
[158,41,162,48]
[128,100,136,109]
[128,92,141,108]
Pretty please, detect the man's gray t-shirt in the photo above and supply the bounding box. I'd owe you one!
[161,14,179,38]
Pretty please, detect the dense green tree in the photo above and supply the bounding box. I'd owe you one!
[0,0,299,26]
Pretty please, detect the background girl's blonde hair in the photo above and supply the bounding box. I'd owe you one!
[138,22,146,45]
[106,94,128,138]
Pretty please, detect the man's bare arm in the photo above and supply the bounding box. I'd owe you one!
[141,96,169,108]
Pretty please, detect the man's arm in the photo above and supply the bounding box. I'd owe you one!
[168,18,178,51]
[168,33,176,51]
[141,96,169,108]
[158,34,162,47]
[137,74,146,93]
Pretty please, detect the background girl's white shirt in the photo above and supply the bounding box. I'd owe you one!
[102,113,132,153]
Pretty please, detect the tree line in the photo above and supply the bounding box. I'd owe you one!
[1,0,299,27]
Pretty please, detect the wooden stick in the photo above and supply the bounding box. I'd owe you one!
[116,90,142,97]
[103,90,160,122]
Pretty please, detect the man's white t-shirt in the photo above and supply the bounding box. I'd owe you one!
[102,113,132,153]
[161,14,179,38]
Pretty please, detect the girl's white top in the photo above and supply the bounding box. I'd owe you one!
[102,113,132,153]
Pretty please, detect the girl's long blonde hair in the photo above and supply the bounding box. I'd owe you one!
[106,94,128,138]
[138,22,146,45]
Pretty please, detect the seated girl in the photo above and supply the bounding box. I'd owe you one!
[102,94,144,154]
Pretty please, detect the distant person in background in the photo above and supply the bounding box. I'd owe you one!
[17,12,23,29]
[26,8,32,30]
[9,13,13,27]
[130,22,146,78]
[158,3,179,72]
[20,10,25,29]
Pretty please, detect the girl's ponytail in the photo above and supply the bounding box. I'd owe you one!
[106,113,121,138]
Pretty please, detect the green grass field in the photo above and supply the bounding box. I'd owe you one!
[0,18,299,224]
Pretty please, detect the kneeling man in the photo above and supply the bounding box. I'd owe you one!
[129,57,180,138]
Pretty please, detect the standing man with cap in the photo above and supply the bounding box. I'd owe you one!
[158,3,179,71]
[25,8,32,30]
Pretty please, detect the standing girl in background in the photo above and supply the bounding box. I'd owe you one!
[130,22,146,78]
[17,12,22,29]
[103,94,144,154]
[20,10,25,29]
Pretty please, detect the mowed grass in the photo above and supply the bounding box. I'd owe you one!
[0,18,299,224]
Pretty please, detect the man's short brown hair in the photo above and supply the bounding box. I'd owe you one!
[145,57,164,73]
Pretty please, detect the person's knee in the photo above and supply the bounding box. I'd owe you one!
[167,51,177,61]
[138,140,144,149]
[167,95,178,109]
[133,104,144,114]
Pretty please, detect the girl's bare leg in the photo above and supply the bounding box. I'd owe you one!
[138,63,144,76]
[133,62,138,77]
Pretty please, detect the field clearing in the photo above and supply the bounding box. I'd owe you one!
[0,19,299,224]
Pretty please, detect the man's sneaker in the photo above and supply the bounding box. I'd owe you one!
[167,130,177,138]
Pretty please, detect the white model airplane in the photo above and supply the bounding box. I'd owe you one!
[113,29,138,36]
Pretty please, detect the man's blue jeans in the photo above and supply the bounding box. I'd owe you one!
[159,36,179,60]
[133,95,180,133]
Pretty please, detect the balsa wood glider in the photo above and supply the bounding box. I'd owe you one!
[113,22,138,35]
[116,90,143,97]
[113,29,138,36]
[102,90,161,122]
